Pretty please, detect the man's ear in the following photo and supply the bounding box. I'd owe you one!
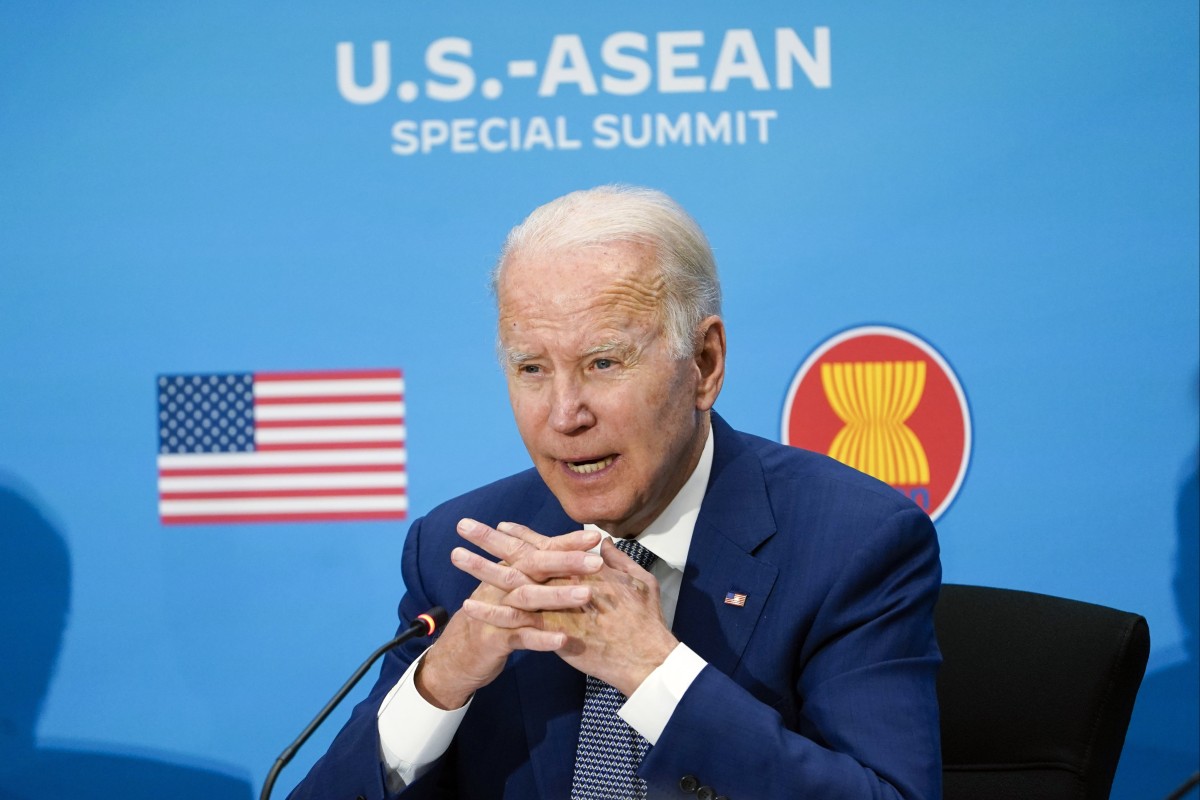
[693,316,726,412]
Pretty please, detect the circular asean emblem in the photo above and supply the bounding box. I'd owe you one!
[781,325,971,522]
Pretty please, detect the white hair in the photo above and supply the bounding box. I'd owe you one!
[493,185,722,359]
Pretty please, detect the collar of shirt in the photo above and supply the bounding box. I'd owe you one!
[584,423,714,573]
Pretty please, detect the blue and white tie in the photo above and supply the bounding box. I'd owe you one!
[569,537,658,800]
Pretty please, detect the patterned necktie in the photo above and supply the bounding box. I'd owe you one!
[569,537,659,800]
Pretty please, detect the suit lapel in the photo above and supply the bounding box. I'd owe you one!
[673,415,779,676]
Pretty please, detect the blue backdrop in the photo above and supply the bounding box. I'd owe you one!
[2,3,1196,797]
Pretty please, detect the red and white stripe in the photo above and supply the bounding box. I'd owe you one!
[157,369,407,524]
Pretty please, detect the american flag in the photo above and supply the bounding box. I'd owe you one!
[156,369,407,524]
[724,592,747,607]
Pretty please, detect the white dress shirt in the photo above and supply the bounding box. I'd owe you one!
[376,427,714,789]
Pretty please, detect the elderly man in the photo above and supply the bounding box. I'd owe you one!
[289,186,942,799]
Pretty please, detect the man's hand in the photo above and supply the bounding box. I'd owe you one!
[550,538,679,696]
[415,518,601,710]
[457,529,679,698]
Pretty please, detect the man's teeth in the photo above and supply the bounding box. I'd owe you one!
[567,456,615,474]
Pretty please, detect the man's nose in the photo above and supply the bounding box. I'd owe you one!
[547,375,596,434]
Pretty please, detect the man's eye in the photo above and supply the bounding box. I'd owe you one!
[519,364,542,375]
[593,358,614,370]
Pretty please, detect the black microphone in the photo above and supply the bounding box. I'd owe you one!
[260,606,448,800]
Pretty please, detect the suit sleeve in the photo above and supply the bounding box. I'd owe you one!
[285,516,455,800]
[641,506,942,800]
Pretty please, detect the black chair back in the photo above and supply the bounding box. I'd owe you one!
[935,584,1150,800]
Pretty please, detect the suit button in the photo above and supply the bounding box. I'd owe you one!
[697,787,716,800]
[679,775,700,793]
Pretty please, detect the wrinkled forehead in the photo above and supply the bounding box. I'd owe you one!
[495,242,668,347]
[497,241,664,306]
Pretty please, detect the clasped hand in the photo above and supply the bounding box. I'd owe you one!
[415,518,677,709]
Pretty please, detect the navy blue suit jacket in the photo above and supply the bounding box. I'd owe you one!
[289,414,942,799]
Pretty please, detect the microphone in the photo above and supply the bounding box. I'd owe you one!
[260,606,448,800]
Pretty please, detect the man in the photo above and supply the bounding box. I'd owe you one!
[289,186,942,799]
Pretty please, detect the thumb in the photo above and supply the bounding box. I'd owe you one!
[600,538,654,581]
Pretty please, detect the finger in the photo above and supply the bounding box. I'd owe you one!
[600,539,657,585]
[461,597,542,629]
[463,583,590,619]
[543,528,603,551]
[504,582,592,611]
[597,542,662,604]
[509,549,604,582]
[454,543,604,588]
[455,601,568,651]
[451,547,531,591]
[457,518,536,563]
[494,520,551,546]
[499,522,601,553]
[453,548,601,602]
[510,628,568,652]
[460,596,588,644]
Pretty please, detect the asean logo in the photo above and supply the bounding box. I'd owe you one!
[781,326,972,522]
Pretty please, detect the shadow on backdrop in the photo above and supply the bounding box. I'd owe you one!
[1111,430,1200,799]
[0,480,252,800]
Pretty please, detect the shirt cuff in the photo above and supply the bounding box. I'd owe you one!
[617,642,707,745]
[377,648,472,790]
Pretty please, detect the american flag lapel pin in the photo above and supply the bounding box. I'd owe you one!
[724,591,747,607]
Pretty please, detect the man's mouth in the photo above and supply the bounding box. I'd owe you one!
[565,455,616,475]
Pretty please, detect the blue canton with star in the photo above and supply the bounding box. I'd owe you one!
[157,373,255,454]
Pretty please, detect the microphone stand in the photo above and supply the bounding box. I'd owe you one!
[260,607,447,800]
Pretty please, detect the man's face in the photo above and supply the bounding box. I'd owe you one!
[497,241,720,537]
